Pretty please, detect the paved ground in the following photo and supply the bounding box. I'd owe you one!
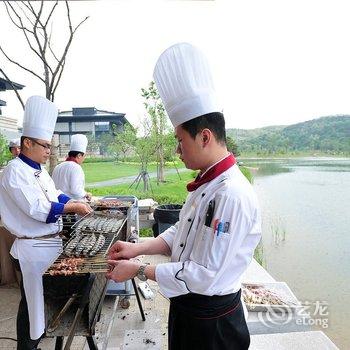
[0,253,169,350]
[0,252,339,350]
[105,254,169,350]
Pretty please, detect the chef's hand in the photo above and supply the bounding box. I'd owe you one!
[64,202,93,216]
[106,259,139,282]
[108,240,140,260]
[85,192,92,201]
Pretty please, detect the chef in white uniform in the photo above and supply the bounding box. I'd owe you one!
[0,96,92,350]
[0,137,21,285]
[52,134,91,201]
[9,138,21,158]
[106,43,262,350]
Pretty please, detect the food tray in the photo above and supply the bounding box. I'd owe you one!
[242,282,301,312]
[90,198,131,212]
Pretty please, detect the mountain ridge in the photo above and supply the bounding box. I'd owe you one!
[227,115,350,155]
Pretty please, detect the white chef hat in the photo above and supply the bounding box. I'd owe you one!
[70,134,88,153]
[9,138,20,148]
[22,96,58,142]
[153,42,221,128]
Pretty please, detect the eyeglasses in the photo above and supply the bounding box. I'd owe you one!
[28,138,52,150]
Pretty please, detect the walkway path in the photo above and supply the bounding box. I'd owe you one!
[86,167,189,188]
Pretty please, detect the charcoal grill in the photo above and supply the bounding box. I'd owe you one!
[43,196,145,350]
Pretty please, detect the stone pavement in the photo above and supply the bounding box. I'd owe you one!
[105,254,169,350]
[0,253,169,350]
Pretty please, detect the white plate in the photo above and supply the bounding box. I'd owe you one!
[242,282,302,313]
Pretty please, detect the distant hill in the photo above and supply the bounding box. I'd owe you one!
[227,115,350,155]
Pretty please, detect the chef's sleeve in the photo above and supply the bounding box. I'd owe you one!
[155,192,261,298]
[46,178,70,223]
[3,167,55,223]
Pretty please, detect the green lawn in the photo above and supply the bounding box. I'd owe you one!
[83,161,183,183]
[90,171,194,204]
[85,162,253,203]
[82,162,155,183]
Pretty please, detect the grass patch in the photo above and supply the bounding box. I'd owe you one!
[83,161,184,183]
[239,166,253,184]
[140,228,154,238]
[87,163,252,204]
[254,242,265,267]
[90,171,194,204]
[83,162,156,183]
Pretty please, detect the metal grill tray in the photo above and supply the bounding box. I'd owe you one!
[90,199,132,213]
[45,214,127,275]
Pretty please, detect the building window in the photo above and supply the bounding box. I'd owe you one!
[95,121,110,132]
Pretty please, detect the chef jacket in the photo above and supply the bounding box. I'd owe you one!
[155,164,261,298]
[52,161,87,200]
[0,154,70,339]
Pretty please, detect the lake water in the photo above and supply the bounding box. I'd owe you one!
[242,157,350,349]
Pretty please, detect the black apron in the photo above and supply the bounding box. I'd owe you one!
[168,290,250,350]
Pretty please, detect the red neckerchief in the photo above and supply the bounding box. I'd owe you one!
[186,153,236,192]
[65,156,79,164]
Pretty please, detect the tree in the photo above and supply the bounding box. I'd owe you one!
[0,68,25,109]
[110,124,137,161]
[226,136,240,156]
[0,1,88,173]
[96,132,114,156]
[0,133,11,166]
[128,118,155,192]
[141,81,171,183]
[85,133,100,155]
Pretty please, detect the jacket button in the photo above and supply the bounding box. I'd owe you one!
[180,243,184,247]
[188,218,191,222]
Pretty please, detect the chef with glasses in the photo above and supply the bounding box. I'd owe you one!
[0,96,92,350]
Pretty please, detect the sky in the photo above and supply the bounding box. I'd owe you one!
[1,0,350,130]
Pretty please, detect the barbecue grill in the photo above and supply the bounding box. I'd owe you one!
[43,196,145,350]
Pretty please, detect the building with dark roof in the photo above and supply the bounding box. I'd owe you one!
[54,107,130,155]
[0,77,24,140]
[55,107,130,143]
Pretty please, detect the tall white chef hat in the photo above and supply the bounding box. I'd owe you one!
[70,134,88,153]
[22,96,58,142]
[153,42,221,128]
[9,138,20,148]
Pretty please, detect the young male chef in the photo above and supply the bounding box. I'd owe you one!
[8,138,21,158]
[52,133,91,201]
[106,43,262,350]
[0,96,92,350]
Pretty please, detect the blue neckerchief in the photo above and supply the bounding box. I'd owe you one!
[18,153,41,170]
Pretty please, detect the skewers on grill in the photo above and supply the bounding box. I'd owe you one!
[63,232,107,257]
[47,210,126,275]
[64,234,82,256]
[92,199,124,207]
[82,233,96,256]
[49,258,84,276]
[89,234,105,257]
[73,217,124,234]
[74,235,91,256]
